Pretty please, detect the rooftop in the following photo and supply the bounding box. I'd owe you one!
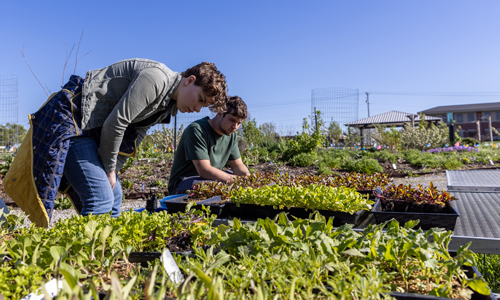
[345,110,442,128]
[419,102,500,114]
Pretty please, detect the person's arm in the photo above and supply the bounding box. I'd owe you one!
[192,159,236,182]
[228,158,250,176]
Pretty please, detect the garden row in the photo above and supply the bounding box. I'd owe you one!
[160,172,458,231]
[0,207,495,299]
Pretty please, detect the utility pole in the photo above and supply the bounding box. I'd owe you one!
[488,116,494,143]
[365,92,370,117]
[475,120,481,142]
[314,107,318,133]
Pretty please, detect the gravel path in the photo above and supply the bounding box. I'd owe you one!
[392,172,448,191]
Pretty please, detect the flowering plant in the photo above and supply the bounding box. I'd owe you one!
[422,146,479,153]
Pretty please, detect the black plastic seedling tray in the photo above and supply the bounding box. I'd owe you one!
[128,250,193,267]
[161,195,228,217]
[225,202,368,226]
[371,199,460,231]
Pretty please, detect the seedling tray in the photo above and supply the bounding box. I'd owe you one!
[371,199,460,231]
[161,195,228,217]
[225,202,368,226]
[312,266,495,300]
[387,266,496,300]
[356,189,376,200]
[129,250,193,267]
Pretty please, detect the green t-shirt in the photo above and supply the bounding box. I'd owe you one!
[168,117,241,194]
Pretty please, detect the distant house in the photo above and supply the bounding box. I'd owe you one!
[419,102,500,140]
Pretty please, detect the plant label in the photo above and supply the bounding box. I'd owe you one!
[21,278,63,300]
[392,164,397,170]
[161,249,184,284]
[490,159,495,166]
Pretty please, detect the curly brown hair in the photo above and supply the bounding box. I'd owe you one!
[181,62,228,113]
[223,96,248,119]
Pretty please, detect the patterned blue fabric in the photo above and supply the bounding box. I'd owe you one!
[31,75,153,221]
[31,75,85,219]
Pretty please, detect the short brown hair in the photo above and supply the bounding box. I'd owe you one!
[223,96,248,119]
[181,62,228,113]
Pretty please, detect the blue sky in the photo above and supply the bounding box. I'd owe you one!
[1,0,500,134]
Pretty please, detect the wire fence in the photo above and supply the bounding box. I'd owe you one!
[311,87,359,133]
[0,73,19,153]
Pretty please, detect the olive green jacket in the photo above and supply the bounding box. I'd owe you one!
[81,58,181,172]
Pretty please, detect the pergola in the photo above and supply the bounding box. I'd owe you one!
[344,110,442,147]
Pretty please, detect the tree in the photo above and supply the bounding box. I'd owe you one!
[344,126,362,149]
[0,123,27,145]
[327,119,342,147]
[372,124,401,152]
[260,122,277,147]
[240,118,264,149]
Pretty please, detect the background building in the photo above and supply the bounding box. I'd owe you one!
[419,102,500,141]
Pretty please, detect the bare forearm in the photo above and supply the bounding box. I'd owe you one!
[198,165,235,182]
[231,164,250,176]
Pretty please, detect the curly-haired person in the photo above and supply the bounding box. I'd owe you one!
[5,58,229,227]
[168,96,251,195]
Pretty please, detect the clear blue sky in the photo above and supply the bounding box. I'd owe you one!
[1,0,500,134]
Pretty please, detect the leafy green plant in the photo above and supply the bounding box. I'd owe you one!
[54,195,73,210]
[0,154,13,175]
[154,179,167,189]
[230,184,374,213]
[121,178,134,190]
[282,113,325,162]
[474,254,500,293]
[189,172,391,201]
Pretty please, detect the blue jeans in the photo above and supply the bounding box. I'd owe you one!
[63,137,122,217]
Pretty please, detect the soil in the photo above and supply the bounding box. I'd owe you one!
[166,234,192,252]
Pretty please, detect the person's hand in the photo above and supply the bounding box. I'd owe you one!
[107,171,116,190]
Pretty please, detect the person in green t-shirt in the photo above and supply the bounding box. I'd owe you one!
[168,96,250,195]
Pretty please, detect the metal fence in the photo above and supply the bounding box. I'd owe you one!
[0,73,19,152]
[150,106,215,133]
[311,87,359,134]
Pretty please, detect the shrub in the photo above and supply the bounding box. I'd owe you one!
[370,150,399,163]
[290,153,318,167]
[341,157,383,175]
[400,114,449,150]
[460,137,480,146]
[282,117,324,162]
[443,157,463,170]
[404,149,443,169]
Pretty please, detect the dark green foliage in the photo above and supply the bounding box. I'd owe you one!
[461,137,479,146]
[370,150,399,163]
[341,157,383,175]
[474,253,500,293]
[289,152,317,167]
